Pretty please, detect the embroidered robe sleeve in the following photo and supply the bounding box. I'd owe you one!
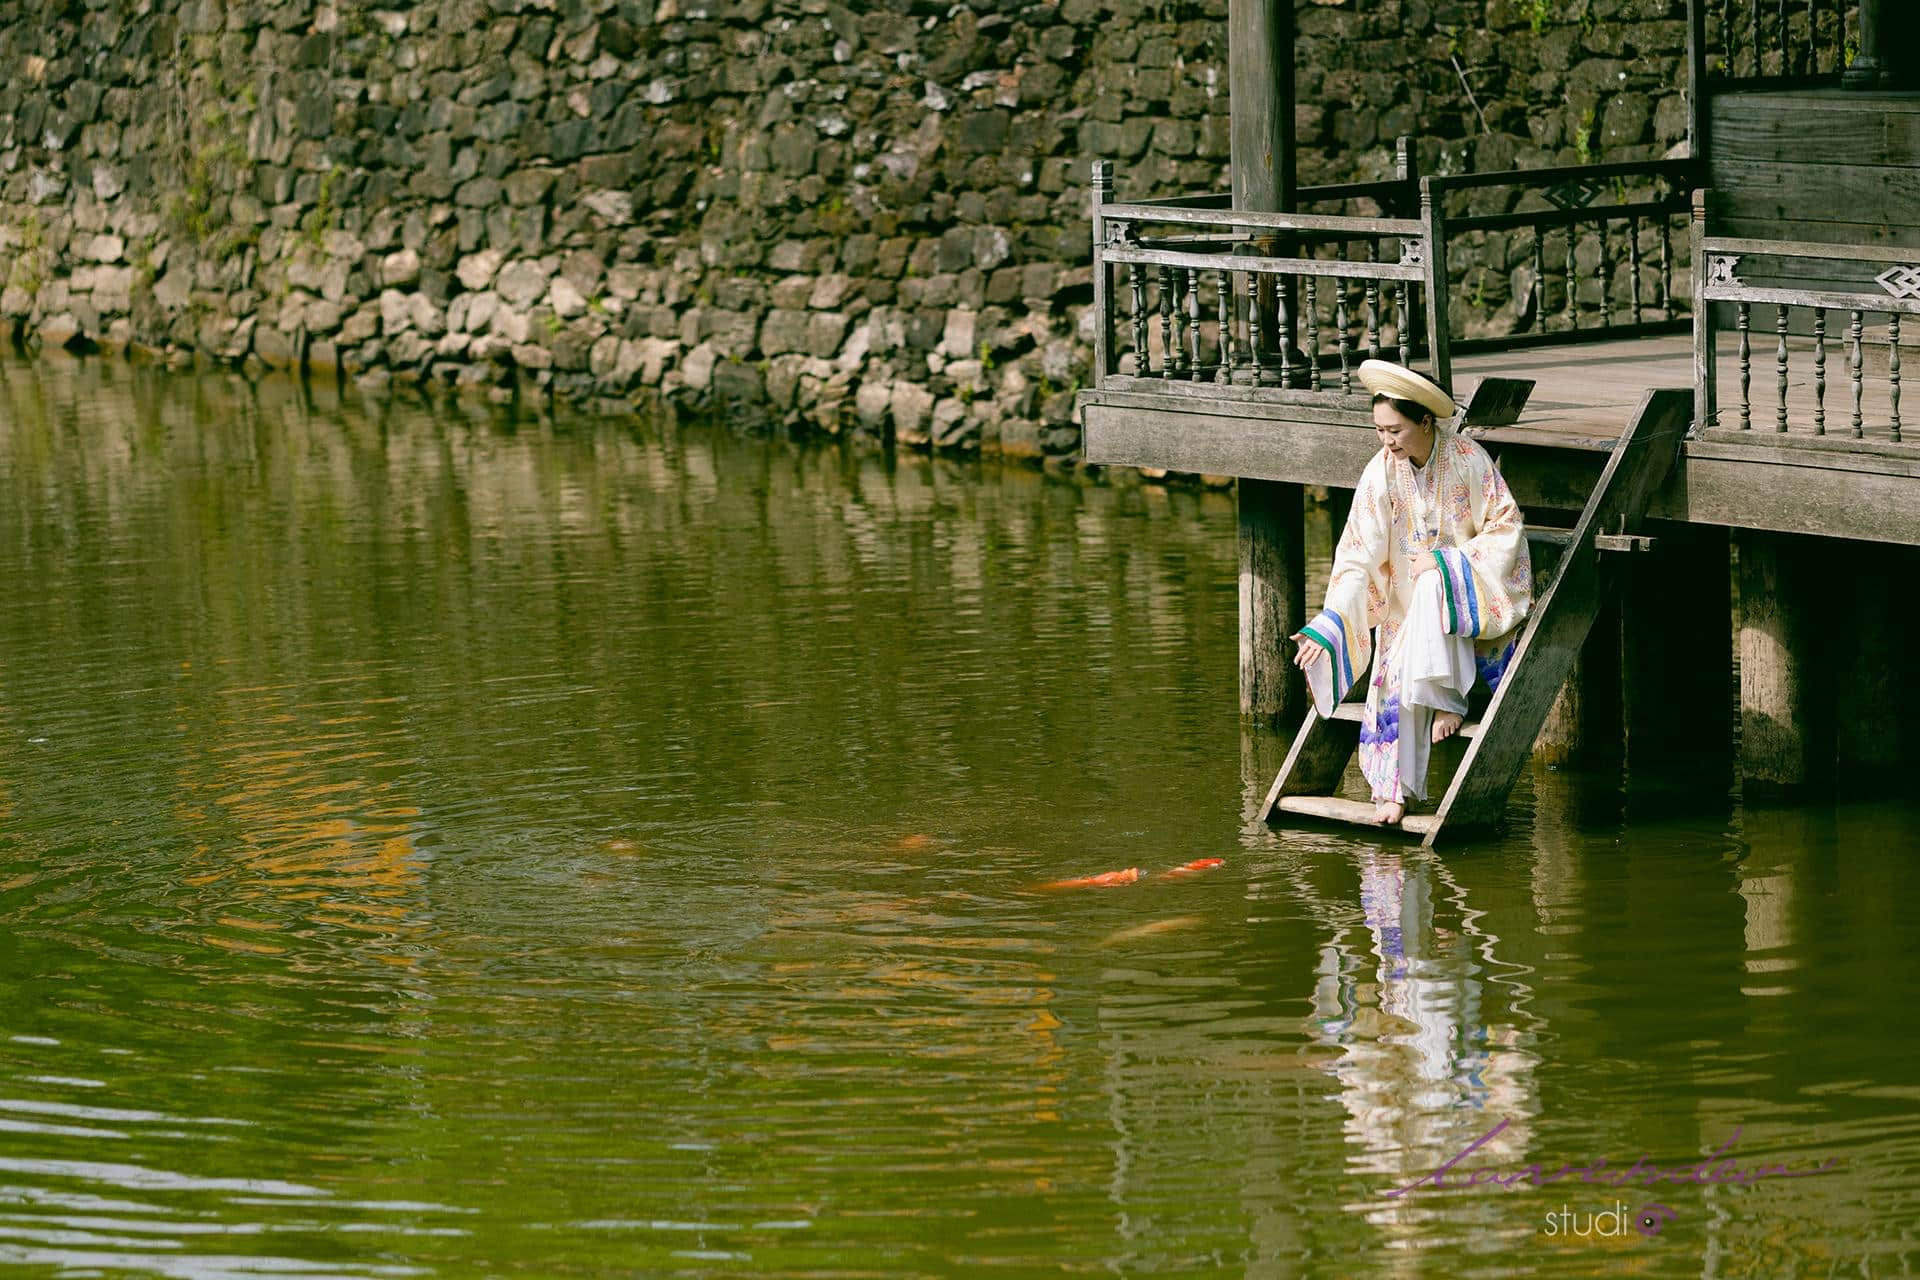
[1428,440,1533,693]
[1300,453,1392,717]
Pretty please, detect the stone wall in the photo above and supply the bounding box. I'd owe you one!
[0,0,1690,458]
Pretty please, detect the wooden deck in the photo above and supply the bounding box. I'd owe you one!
[1454,331,1919,450]
[1081,331,1920,545]
[1454,335,1691,449]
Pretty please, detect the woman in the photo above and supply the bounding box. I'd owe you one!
[1290,360,1532,826]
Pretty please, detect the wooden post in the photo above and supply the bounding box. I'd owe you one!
[1229,0,1294,214]
[1091,160,1113,387]
[1623,523,1733,789]
[1419,177,1452,392]
[1685,0,1710,164]
[1322,484,1352,550]
[1691,189,1716,432]
[1842,0,1885,88]
[1737,530,1833,797]
[1833,542,1908,795]
[1239,478,1305,722]
[1533,600,1622,768]
[1230,0,1305,722]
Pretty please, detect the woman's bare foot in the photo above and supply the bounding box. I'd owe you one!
[1374,800,1405,825]
[1431,711,1463,744]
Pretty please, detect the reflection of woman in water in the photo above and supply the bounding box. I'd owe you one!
[1291,361,1533,826]
[1311,853,1536,1229]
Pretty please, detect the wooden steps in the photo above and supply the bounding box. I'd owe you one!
[1272,795,1440,837]
[1260,387,1691,846]
[1325,702,1482,740]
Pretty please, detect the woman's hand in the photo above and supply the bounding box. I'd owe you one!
[1289,633,1325,671]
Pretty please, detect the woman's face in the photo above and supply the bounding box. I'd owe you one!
[1373,401,1433,464]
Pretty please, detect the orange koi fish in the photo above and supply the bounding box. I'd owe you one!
[1041,867,1142,890]
[1160,858,1225,877]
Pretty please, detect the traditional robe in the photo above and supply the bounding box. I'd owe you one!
[1299,428,1532,803]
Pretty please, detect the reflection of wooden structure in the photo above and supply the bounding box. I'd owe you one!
[1081,0,1920,837]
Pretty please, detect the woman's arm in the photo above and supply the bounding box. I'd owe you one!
[1291,454,1394,713]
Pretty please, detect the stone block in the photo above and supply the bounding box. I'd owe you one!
[505,168,557,206]
[549,276,587,318]
[457,250,503,290]
[889,380,934,443]
[939,309,978,359]
[495,258,553,307]
[806,311,848,357]
[808,274,852,309]
[382,248,421,287]
[760,308,810,355]
[582,189,633,224]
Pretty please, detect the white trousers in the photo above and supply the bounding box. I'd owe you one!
[1393,571,1476,800]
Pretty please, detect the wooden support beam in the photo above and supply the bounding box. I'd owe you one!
[1239,478,1306,723]
[1420,179,1453,391]
[1090,160,1114,387]
[1320,484,1352,554]
[1685,0,1709,161]
[1845,0,1887,89]
[1228,0,1295,214]
[1623,522,1734,793]
[1533,599,1622,768]
[1736,529,1834,797]
[1833,542,1909,795]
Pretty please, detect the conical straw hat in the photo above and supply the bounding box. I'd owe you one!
[1357,359,1460,420]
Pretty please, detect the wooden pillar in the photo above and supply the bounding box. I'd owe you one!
[1623,523,1734,787]
[1230,0,1304,722]
[1833,542,1908,796]
[1843,0,1887,88]
[1240,478,1305,722]
[1533,598,1622,767]
[1090,160,1113,387]
[1321,484,1352,551]
[1685,0,1709,163]
[1228,0,1294,214]
[1737,530,1833,797]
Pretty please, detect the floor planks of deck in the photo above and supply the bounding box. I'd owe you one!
[1453,331,1920,450]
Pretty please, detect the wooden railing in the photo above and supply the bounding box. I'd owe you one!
[1698,0,1858,84]
[1091,162,1435,398]
[1692,193,1919,441]
[1425,160,1696,357]
[1090,156,1696,399]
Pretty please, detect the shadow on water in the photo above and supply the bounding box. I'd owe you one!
[0,350,1915,1277]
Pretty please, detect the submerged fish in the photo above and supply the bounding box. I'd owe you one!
[1160,857,1225,877]
[1041,867,1142,890]
[895,833,936,851]
[1099,915,1206,947]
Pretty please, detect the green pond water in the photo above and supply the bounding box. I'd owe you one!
[0,350,1914,1279]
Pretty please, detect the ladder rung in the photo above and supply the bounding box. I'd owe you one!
[1526,526,1575,547]
[1274,794,1441,836]
[1328,703,1480,739]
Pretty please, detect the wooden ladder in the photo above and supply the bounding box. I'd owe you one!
[1259,387,1690,847]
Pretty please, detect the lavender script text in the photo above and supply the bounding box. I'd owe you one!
[1386,1121,1841,1199]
